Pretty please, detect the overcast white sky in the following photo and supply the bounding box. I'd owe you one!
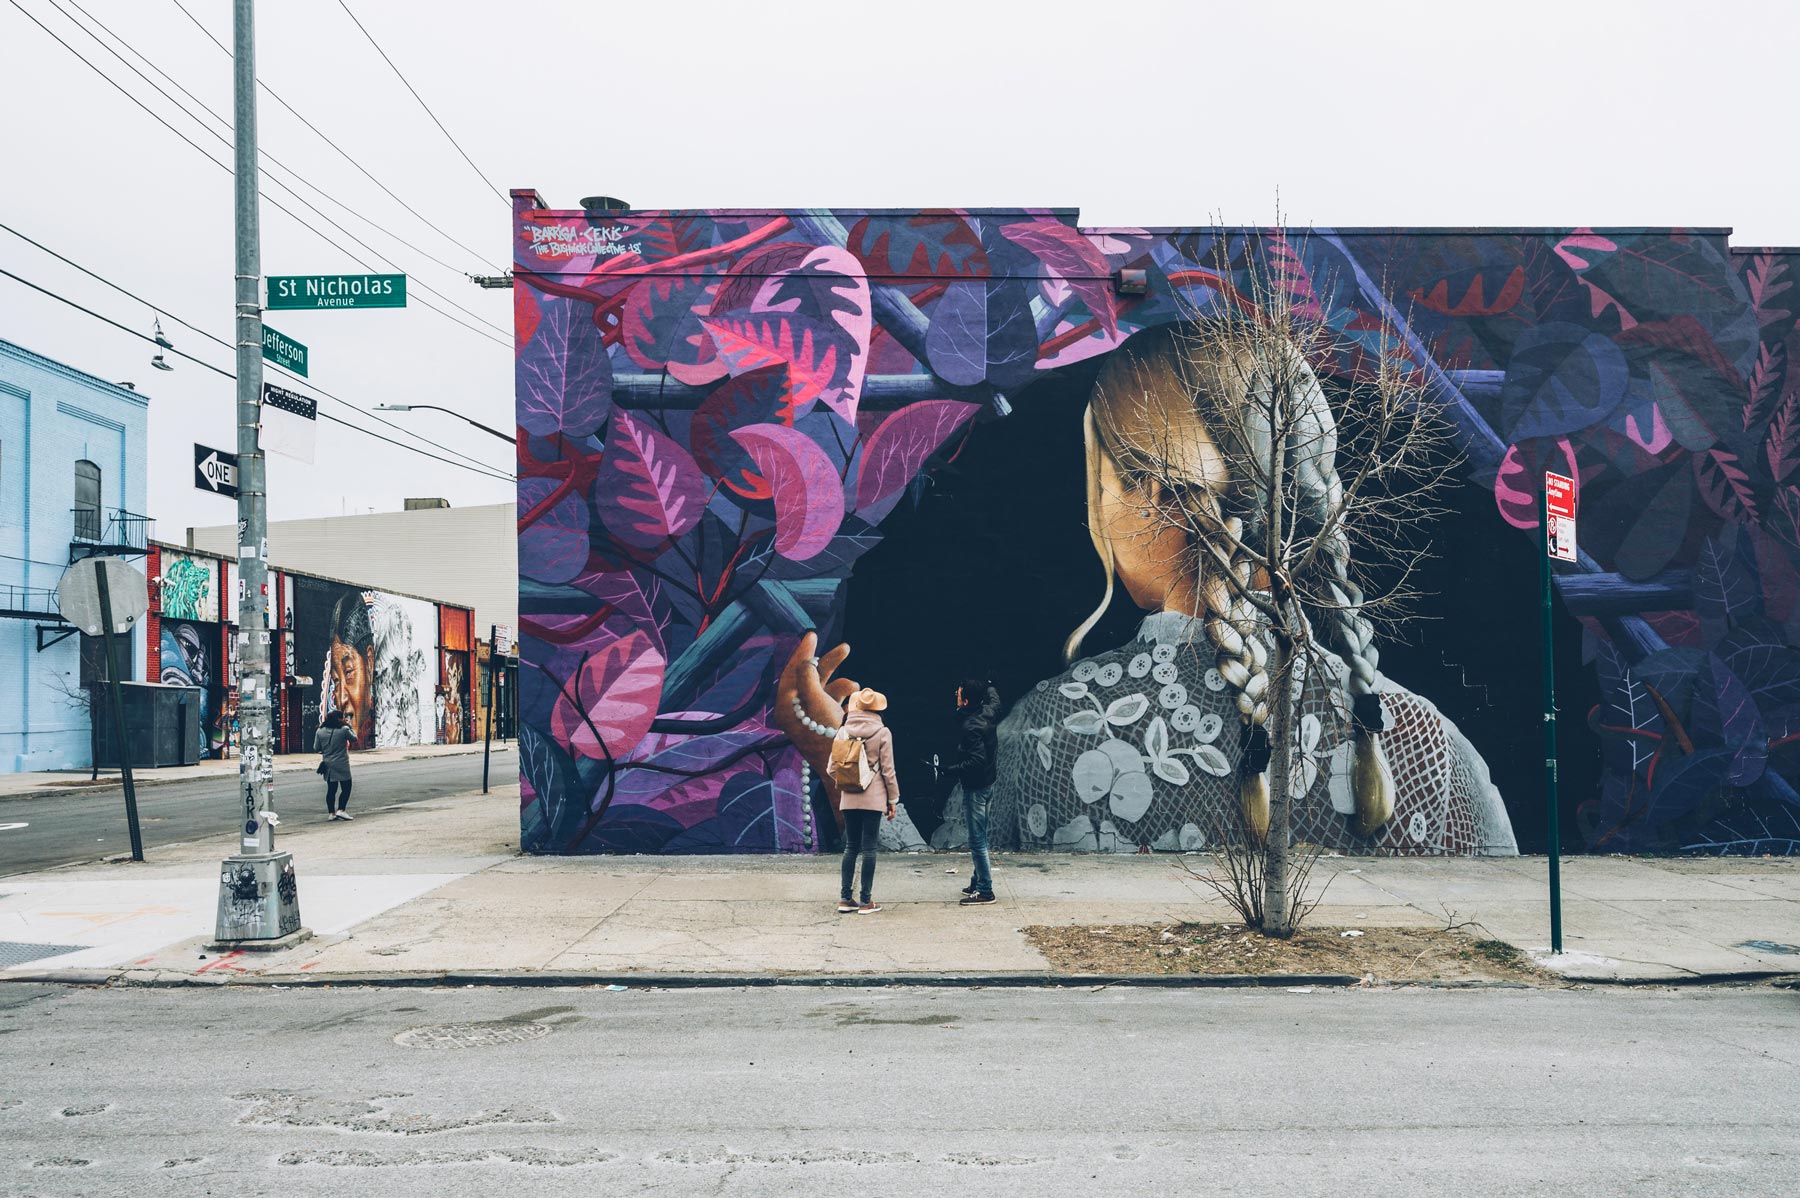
[3,0,1795,535]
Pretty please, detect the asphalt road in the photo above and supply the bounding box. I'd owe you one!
[0,984,1795,1196]
[0,748,516,877]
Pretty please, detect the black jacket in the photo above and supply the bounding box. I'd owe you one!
[942,686,1001,791]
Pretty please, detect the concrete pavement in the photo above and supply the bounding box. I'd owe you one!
[2,781,1797,985]
[3,984,1797,1196]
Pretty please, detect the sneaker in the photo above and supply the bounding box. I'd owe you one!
[960,884,979,897]
[337,811,354,821]
[857,902,882,915]
[959,892,997,906]
[837,899,858,914]
[328,811,344,821]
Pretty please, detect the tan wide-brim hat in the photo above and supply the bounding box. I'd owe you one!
[850,687,889,712]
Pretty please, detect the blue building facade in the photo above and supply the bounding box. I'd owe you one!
[0,338,150,773]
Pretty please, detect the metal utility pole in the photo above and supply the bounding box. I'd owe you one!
[482,624,496,794]
[93,561,142,862]
[1540,483,1566,955]
[213,0,304,948]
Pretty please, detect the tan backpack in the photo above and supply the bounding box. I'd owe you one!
[828,730,875,792]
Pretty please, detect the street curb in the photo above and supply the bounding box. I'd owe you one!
[1548,969,1800,987]
[28,970,1370,990]
[0,745,513,803]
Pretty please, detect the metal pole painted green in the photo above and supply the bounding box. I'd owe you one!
[1541,486,1563,954]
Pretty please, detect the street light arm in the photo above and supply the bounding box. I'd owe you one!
[377,402,516,444]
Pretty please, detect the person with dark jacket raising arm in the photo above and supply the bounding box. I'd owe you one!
[943,678,1002,905]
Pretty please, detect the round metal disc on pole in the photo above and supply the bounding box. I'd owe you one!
[55,557,148,636]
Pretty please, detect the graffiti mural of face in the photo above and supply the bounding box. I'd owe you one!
[329,636,375,744]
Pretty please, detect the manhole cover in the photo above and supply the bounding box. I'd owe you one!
[0,941,86,968]
[394,1021,552,1049]
[1737,940,1800,956]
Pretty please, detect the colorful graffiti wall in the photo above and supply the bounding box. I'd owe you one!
[291,578,446,751]
[513,193,1800,858]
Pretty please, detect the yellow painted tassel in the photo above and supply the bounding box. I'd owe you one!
[1352,732,1396,836]
[1239,770,1270,844]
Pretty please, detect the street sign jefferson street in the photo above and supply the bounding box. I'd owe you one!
[267,273,406,310]
[261,325,308,375]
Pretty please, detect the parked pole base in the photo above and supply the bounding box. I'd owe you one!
[203,927,313,954]
[212,851,306,946]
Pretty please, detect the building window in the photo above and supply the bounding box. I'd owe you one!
[74,459,101,540]
[79,632,133,687]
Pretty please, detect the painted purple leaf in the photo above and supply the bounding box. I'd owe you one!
[1500,323,1630,442]
[597,410,708,549]
[620,268,725,385]
[1690,654,1766,785]
[517,476,590,585]
[729,423,844,561]
[549,629,666,761]
[517,297,613,437]
[853,400,980,522]
[925,278,1039,390]
[999,220,1118,336]
[690,365,795,503]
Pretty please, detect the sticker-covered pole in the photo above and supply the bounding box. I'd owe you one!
[213,0,305,948]
[482,624,496,794]
[1541,484,1563,954]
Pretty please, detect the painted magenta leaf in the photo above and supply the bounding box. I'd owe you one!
[704,245,872,424]
[846,212,990,278]
[1000,220,1117,335]
[517,476,590,585]
[728,423,845,561]
[550,629,666,761]
[708,243,817,315]
[596,410,708,549]
[517,295,613,437]
[853,400,980,521]
[690,365,794,503]
[1693,449,1760,525]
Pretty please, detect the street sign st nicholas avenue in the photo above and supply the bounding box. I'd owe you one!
[267,273,406,310]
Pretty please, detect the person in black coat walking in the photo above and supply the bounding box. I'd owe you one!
[943,678,1001,904]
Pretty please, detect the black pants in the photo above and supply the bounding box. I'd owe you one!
[840,809,881,902]
[326,778,352,814]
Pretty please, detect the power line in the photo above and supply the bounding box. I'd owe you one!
[0,266,516,484]
[334,0,509,207]
[60,0,476,279]
[0,219,509,478]
[41,0,509,341]
[10,0,513,348]
[166,0,500,271]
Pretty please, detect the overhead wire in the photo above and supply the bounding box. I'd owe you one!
[334,0,510,207]
[0,265,516,484]
[10,0,513,349]
[0,219,510,478]
[165,0,500,271]
[62,0,476,279]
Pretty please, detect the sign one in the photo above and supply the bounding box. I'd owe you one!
[1545,472,1577,563]
[195,444,239,498]
[266,273,406,310]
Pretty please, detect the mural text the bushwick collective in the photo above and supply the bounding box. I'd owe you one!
[512,195,1800,859]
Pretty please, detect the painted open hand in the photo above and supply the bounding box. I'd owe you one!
[772,632,859,819]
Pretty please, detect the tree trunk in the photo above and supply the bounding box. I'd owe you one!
[1262,628,1297,937]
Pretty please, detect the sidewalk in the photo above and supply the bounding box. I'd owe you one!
[2,785,1797,986]
[0,739,504,800]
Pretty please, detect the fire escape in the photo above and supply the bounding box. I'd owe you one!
[0,507,154,651]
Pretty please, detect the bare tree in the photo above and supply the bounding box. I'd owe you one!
[43,668,102,782]
[1132,228,1456,936]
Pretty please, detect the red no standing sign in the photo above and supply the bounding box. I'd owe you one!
[1545,472,1577,562]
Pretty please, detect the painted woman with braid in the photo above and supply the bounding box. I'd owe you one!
[991,322,1517,857]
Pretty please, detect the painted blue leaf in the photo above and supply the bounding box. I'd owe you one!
[1695,535,1761,647]
[925,278,1039,390]
[517,477,590,585]
[1500,323,1630,441]
[1643,747,1732,832]
[517,299,613,437]
[1690,654,1766,785]
[1634,647,1706,725]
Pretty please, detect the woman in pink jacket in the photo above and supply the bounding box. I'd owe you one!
[835,688,901,914]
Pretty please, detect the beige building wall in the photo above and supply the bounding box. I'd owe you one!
[187,502,517,636]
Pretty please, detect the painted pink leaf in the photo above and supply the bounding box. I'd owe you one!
[1552,231,1619,271]
[1767,389,1800,482]
[1694,448,1760,524]
[729,423,844,561]
[596,410,708,549]
[999,220,1118,336]
[1492,439,1578,531]
[1744,252,1793,328]
[855,400,981,523]
[703,316,836,419]
[550,629,665,761]
[1743,341,1788,431]
[620,268,725,385]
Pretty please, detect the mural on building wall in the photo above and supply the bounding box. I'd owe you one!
[160,553,217,623]
[440,650,469,743]
[158,619,222,756]
[514,199,1800,857]
[291,576,443,752]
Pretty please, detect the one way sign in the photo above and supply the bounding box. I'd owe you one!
[194,443,239,498]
